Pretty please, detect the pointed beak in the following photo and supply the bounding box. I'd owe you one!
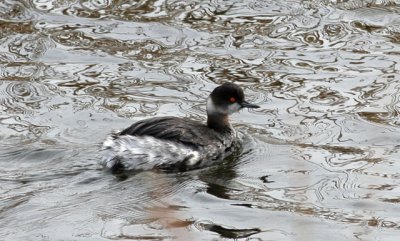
[240,100,260,109]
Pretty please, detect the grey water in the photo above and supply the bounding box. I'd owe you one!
[1,0,400,240]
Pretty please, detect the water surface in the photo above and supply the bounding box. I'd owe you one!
[1,0,400,240]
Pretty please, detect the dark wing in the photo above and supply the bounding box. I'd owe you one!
[119,117,216,147]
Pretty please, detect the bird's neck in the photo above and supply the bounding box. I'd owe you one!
[207,113,232,132]
[206,98,232,132]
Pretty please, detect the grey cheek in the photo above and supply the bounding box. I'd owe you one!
[227,103,241,114]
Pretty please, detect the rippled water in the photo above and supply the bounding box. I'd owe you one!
[1,0,400,240]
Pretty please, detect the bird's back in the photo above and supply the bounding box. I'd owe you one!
[102,117,236,171]
[120,116,231,148]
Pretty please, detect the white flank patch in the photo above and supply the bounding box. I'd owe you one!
[100,135,203,171]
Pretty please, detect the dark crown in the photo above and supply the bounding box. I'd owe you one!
[210,82,244,105]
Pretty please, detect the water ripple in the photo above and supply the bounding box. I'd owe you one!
[1,0,400,240]
[0,0,36,21]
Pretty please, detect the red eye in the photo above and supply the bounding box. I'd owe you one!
[229,97,236,103]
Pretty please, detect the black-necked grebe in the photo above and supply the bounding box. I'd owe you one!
[102,82,260,172]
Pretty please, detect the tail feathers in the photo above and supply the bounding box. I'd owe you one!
[101,135,202,171]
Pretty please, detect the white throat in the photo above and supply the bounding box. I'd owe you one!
[206,97,218,116]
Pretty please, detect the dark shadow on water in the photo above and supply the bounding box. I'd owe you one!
[199,222,262,239]
[197,145,243,200]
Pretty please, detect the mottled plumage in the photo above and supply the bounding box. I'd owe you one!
[120,117,227,147]
[101,83,259,172]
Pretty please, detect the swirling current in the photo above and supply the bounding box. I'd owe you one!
[1,0,400,240]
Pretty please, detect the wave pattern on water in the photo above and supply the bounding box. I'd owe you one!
[1,0,400,240]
